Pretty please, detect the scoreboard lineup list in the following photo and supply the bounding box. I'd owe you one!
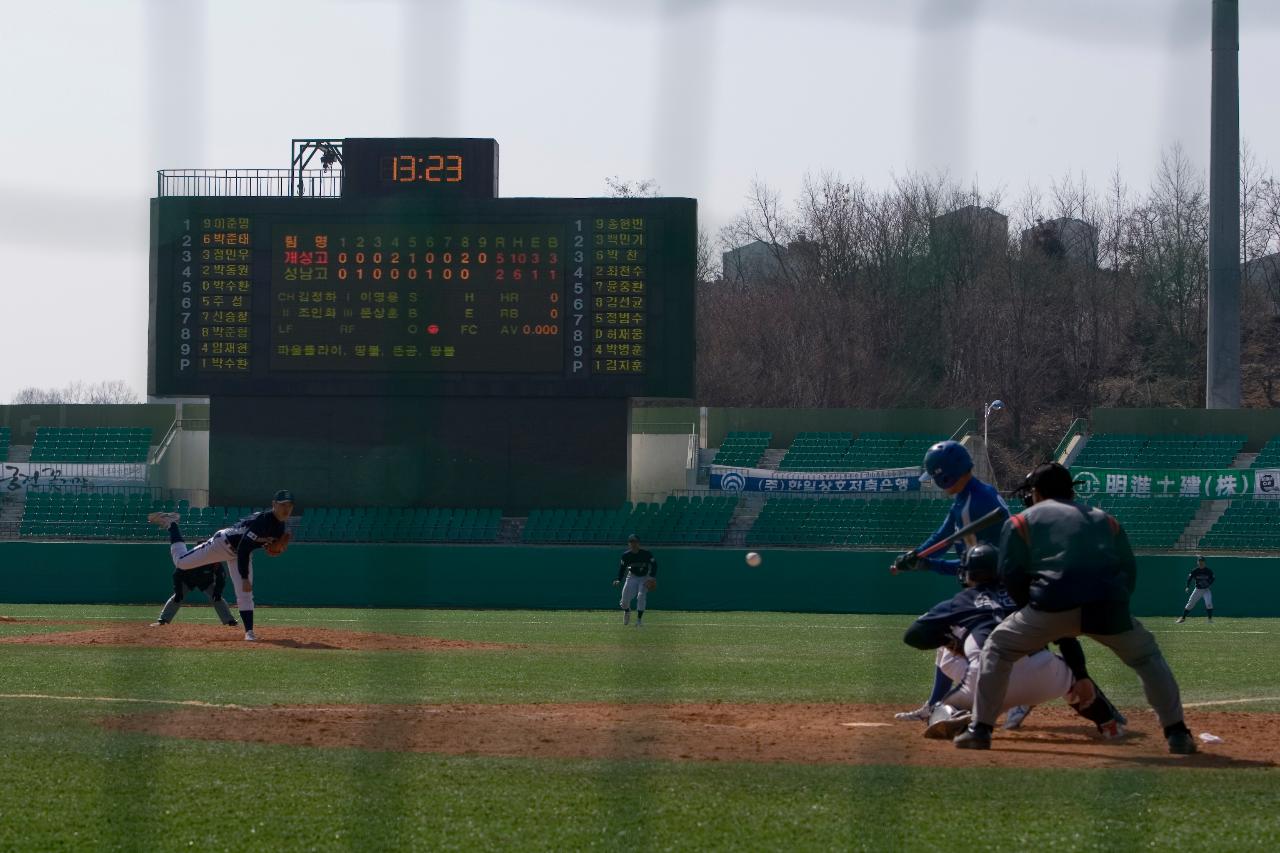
[151,138,694,399]
[181,216,649,376]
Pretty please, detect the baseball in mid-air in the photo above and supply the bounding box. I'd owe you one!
[745,551,762,567]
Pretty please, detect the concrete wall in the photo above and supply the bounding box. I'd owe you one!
[3,542,1276,616]
[630,433,695,502]
[148,429,210,496]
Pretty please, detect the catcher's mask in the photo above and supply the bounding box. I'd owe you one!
[958,544,999,586]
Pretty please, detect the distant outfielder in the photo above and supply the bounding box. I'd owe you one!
[149,489,294,642]
[1175,555,1215,624]
[613,533,657,627]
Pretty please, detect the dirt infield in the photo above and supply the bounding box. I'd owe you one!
[0,622,513,652]
[101,702,1278,769]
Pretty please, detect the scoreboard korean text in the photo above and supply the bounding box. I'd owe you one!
[149,139,695,398]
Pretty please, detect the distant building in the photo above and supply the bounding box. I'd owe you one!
[929,205,1008,259]
[722,240,784,284]
[1020,217,1098,267]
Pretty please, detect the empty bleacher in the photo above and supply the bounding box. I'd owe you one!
[29,427,152,463]
[711,432,770,467]
[1074,434,1246,469]
[17,496,500,543]
[778,432,947,472]
[1082,496,1200,550]
[523,495,738,545]
[1252,437,1280,469]
[745,497,952,547]
[20,493,181,540]
[0,427,9,461]
[1200,500,1280,551]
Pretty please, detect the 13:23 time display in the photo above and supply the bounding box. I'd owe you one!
[380,154,464,184]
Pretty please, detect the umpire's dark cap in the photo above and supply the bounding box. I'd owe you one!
[273,489,295,503]
[1023,462,1076,500]
[627,533,639,542]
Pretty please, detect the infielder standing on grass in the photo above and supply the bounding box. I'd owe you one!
[148,489,294,642]
[613,533,657,627]
[889,441,1028,726]
[148,561,240,629]
[953,463,1196,754]
[1176,555,1215,624]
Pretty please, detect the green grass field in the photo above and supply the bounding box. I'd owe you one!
[1,605,1277,851]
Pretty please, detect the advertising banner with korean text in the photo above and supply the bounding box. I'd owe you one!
[1072,468,1280,500]
[709,465,922,494]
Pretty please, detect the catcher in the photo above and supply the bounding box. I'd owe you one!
[148,489,294,642]
[613,533,657,627]
[149,561,240,628]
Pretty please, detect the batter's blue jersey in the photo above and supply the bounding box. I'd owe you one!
[915,477,1010,575]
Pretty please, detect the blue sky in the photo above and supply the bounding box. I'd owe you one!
[0,0,1276,401]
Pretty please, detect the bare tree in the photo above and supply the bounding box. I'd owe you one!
[11,380,140,404]
[604,176,661,198]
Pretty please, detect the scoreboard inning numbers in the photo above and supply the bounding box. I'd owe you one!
[148,138,695,398]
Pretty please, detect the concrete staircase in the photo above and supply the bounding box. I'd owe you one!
[0,490,28,539]
[723,493,765,547]
[1179,500,1229,550]
[758,449,786,469]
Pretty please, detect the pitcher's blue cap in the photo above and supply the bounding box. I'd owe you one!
[273,489,295,503]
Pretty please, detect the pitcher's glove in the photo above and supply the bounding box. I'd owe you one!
[645,578,657,591]
[890,550,920,574]
[265,532,291,556]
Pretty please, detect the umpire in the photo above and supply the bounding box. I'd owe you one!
[149,562,239,628]
[954,462,1197,754]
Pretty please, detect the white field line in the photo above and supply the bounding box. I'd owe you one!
[0,693,249,710]
[1182,696,1280,708]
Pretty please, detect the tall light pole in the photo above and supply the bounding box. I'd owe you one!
[984,400,1005,450]
[1207,0,1241,408]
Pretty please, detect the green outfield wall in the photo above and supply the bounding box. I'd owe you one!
[2,542,1276,617]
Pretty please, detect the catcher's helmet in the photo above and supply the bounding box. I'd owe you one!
[959,544,999,586]
[919,441,973,490]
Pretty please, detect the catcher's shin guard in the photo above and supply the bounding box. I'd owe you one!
[1070,684,1125,730]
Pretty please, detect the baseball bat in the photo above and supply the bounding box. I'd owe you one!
[914,507,1008,559]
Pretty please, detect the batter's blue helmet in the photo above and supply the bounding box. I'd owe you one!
[919,440,973,489]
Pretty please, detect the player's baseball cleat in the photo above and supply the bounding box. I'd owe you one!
[225,620,239,627]
[953,725,992,750]
[244,630,257,642]
[147,511,181,527]
[1096,720,1127,740]
[1167,730,1197,755]
[1003,705,1033,730]
[1207,617,1214,624]
[894,703,935,722]
[923,705,972,740]
[147,620,167,628]
[635,621,644,628]
[1174,617,1186,624]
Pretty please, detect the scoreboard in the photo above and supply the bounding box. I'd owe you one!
[149,140,695,398]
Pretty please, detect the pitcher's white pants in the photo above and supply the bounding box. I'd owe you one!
[170,532,254,611]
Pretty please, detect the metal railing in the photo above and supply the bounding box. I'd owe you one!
[1053,418,1089,463]
[157,168,342,198]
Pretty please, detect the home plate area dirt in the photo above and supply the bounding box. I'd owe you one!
[102,703,1278,770]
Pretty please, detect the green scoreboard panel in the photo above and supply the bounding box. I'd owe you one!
[149,195,695,398]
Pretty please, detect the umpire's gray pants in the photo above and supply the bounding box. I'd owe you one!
[974,606,1185,730]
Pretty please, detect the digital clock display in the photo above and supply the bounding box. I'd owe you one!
[342,138,497,198]
[379,154,464,184]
